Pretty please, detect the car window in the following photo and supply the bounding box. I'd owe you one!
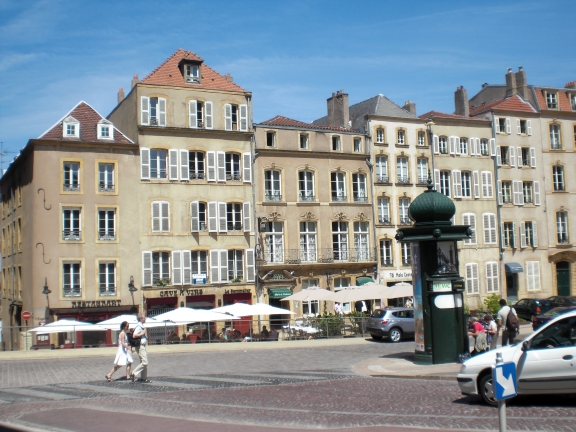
[517,300,527,306]
[568,298,576,305]
[538,299,552,307]
[370,310,386,319]
[530,317,576,349]
[392,311,409,318]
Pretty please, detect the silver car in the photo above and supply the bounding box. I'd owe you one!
[458,310,576,406]
[366,307,414,342]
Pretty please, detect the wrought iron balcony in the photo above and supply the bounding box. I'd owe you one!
[265,191,282,201]
[399,217,412,226]
[554,184,565,192]
[481,150,490,156]
[99,286,117,296]
[98,230,116,241]
[375,175,389,184]
[353,193,368,203]
[63,287,82,297]
[502,196,512,204]
[523,197,533,204]
[397,176,410,184]
[299,191,315,202]
[417,176,428,185]
[380,259,394,267]
[558,236,570,244]
[262,248,377,265]
[63,182,80,192]
[98,182,115,192]
[62,230,81,241]
[439,148,448,154]
[189,171,205,180]
[226,172,242,182]
[378,217,392,226]
[331,194,347,202]
[227,222,242,231]
[551,142,562,150]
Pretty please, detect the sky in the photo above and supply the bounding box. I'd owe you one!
[1,0,575,164]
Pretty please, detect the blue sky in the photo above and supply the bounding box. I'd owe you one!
[1,0,575,161]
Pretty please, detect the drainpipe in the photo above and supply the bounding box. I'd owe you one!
[490,112,505,296]
[365,118,378,282]
[10,188,15,350]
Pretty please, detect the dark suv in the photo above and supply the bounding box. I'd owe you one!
[511,298,553,321]
[366,307,414,342]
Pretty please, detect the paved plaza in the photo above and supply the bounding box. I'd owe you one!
[0,337,574,431]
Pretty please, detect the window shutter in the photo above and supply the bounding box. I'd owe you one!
[493,117,499,133]
[182,250,191,284]
[533,262,541,290]
[206,151,216,181]
[207,202,218,232]
[433,135,439,154]
[511,222,517,248]
[516,181,524,206]
[210,250,220,283]
[516,147,522,169]
[239,104,248,131]
[526,261,533,291]
[161,202,170,231]
[158,98,166,126]
[516,119,521,134]
[505,118,511,134]
[490,138,496,156]
[180,150,189,180]
[141,97,150,125]
[497,180,503,205]
[534,181,541,205]
[245,248,255,282]
[485,172,494,198]
[243,152,252,183]
[205,101,213,129]
[169,149,179,180]
[434,169,440,191]
[219,250,228,282]
[140,148,150,180]
[532,222,538,247]
[142,251,152,286]
[527,120,532,135]
[455,136,461,155]
[512,181,518,205]
[519,222,526,248]
[509,146,516,167]
[452,171,462,198]
[483,213,492,244]
[472,263,479,293]
[218,202,227,232]
[496,146,502,166]
[224,104,232,130]
[500,222,505,248]
[473,171,480,199]
[470,138,476,156]
[243,201,251,232]
[190,201,199,232]
[217,151,226,182]
[469,214,477,244]
[152,202,160,232]
[172,251,182,285]
[449,136,456,154]
[189,100,198,128]
[529,147,536,168]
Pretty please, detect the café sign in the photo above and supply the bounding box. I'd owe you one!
[71,300,121,308]
[381,270,412,281]
[159,289,204,297]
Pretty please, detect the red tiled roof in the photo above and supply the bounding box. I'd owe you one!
[469,94,536,116]
[418,110,488,122]
[533,87,575,112]
[141,49,246,93]
[258,115,358,132]
[39,101,134,144]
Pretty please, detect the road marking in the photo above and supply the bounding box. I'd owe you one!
[58,383,146,395]
[8,388,79,400]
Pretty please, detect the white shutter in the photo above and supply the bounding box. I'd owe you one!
[169,149,179,180]
[526,261,534,291]
[182,250,191,285]
[141,96,150,125]
[516,181,524,206]
[505,118,511,134]
[527,120,532,135]
[509,146,516,167]
[469,214,477,244]
[180,149,189,180]
[490,138,496,156]
[500,222,505,248]
[517,147,523,168]
[434,169,440,191]
[484,214,492,244]
[449,136,456,154]
[473,171,480,198]
[243,152,252,183]
[224,104,232,130]
[493,117,499,133]
[519,222,526,248]
[243,201,251,232]
[470,138,476,156]
[433,135,439,154]
[512,222,517,248]
[172,251,182,285]
[533,262,541,290]
[208,201,218,232]
[245,248,255,282]
[140,148,150,180]
[219,250,228,282]
[454,136,460,155]
[532,222,538,247]
[481,172,493,198]
[189,100,198,128]
[516,119,521,134]
[218,202,227,232]
[190,201,199,232]
[142,251,152,286]
[496,146,502,166]
[210,249,220,283]
[497,180,503,205]
[152,202,160,231]
[217,151,226,182]
[206,151,216,181]
[205,101,213,129]
[512,181,519,205]
[452,170,462,198]
[158,98,166,126]
[534,181,540,205]
[239,104,248,131]
[161,202,170,231]
[530,147,536,168]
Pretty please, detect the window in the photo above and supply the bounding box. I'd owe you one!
[189,151,205,179]
[354,138,362,152]
[98,121,113,140]
[150,149,168,179]
[300,221,317,262]
[188,100,212,129]
[553,166,565,191]
[398,198,410,225]
[265,222,284,263]
[353,221,370,261]
[517,119,531,135]
[265,170,282,201]
[185,64,200,83]
[462,213,476,245]
[299,171,315,202]
[526,261,541,291]
[266,131,276,147]
[523,182,533,204]
[352,173,367,202]
[482,213,497,245]
[228,250,244,281]
[486,262,499,293]
[459,138,468,155]
[557,211,569,244]
[497,118,508,134]
[518,148,529,167]
[500,181,512,204]
[502,222,516,248]
[332,136,341,151]
[141,96,166,126]
[375,156,388,183]
[331,172,346,202]
[62,208,81,240]
[299,134,309,149]
[333,277,350,289]
[190,201,207,232]
[379,240,393,266]
[439,136,448,154]
[546,92,558,109]
[521,221,538,248]
[377,197,391,225]
[225,153,241,181]
[153,252,170,284]
[63,262,81,297]
[396,157,409,183]
[226,203,242,231]
[191,251,208,283]
[480,139,489,156]
[63,116,80,138]
[224,103,248,131]
[417,131,426,146]
[302,278,320,316]
[376,128,385,144]
[63,162,80,191]
[499,146,510,165]
[452,170,462,198]
[550,124,562,149]
[417,158,428,184]
[481,171,493,198]
[461,171,471,197]
[332,221,348,261]
[439,171,450,197]
[397,129,406,145]
[465,263,479,294]
[98,209,116,240]
[98,163,115,192]
[401,243,411,266]
[151,201,170,232]
[99,261,116,296]
[571,94,576,111]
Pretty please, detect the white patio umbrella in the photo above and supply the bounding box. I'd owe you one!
[211,302,294,317]
[152,307,237,323]
[280,288,334,302]
[96,314,165,330]
[326,284,391,303]
[29,319,107,333]
[383,282,413,299]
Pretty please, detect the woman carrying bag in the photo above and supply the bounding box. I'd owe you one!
[106,321,134,381]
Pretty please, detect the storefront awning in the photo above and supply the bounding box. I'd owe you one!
[505,263,524,273]
[268,288,292,299]
[356,277,374,286]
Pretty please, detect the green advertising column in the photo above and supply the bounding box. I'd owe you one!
[396,180,472,365]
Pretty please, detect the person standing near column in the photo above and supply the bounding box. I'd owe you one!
[131,313,151,383]
[497,298,517,347]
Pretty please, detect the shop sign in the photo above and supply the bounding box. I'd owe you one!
[193,274,207,285]
[381,270,412,280]
[159,289,204,297]
[224,288,251,294]
[432,281,452,292]
[71,300,121,308]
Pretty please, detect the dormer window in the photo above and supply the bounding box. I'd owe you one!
[546,92,558,109]
[63,116,80,138]
[97,120,114,140]
[185,64,200,83]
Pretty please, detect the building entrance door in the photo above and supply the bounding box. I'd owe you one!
[506,274,518,302]
[556,261,571,296]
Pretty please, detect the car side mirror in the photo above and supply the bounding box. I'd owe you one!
[522,340,530,351]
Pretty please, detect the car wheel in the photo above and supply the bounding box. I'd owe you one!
[388,328,402,343]
[370,334,382,340]
[479,373,498,407]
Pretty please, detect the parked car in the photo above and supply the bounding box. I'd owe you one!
[532,306,576,331]
[457,310,576,406]
[511,298,553,321]
[366,307,414,342]
[548,296,576,308]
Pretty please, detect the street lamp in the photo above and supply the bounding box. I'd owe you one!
[128,275,138,313]
[42,278,51,322]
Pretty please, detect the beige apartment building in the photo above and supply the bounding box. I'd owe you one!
[108,49,256,332]
[0,102,140,350]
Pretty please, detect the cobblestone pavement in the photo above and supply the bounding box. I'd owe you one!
[0,341,575,431]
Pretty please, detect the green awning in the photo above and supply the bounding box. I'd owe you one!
[268,288,292,299]
[356,277,374,286]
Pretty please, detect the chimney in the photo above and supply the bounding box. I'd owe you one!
[326,90,349,128]
[454,86,469,116]
[224,73,234,83]
[131,74,139,88]
[505,68,517,97]
[515,67,528,99]
[402,100,416,116]
[565,81,576,89]
[117,88,125,104]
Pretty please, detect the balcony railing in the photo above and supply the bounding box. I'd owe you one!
[375,175,389,184]
[380,259,394,267]
[551,142,562,150]
[98,230,116,241]
[439,148,448,154]
[397,176,410,184]
[523,197,533,204]
[399,217,412,226]
[502,196,512,204]
[227,222,242,231]
[554,184,565,192]
[331,195,347,202]
[378,217,392,226]
[481,150,490,156]
[63,230,81,241]
[189,171,205,180]
[226,172,242,182]
[558,236,570,244]
[63,286,81,297]
[63,182,80,192]
[265,191,282,201]
[262,248,377,265]
[299,192,315,202]
[353,193,368,203]
[99,286,117,296]
[98,182,115,192]
[417,176,428,185]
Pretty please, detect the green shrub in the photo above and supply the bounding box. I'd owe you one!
[483,293,501,316]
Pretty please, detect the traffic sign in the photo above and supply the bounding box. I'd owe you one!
[22,311,31,320]
[492,361,517,401]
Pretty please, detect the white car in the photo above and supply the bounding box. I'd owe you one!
[457,310,576,406]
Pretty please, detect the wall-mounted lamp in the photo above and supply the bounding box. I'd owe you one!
[258,216,268,233]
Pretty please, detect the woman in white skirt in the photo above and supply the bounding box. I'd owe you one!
[106,321,133,381]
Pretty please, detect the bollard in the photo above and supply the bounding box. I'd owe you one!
[496,352,506,432]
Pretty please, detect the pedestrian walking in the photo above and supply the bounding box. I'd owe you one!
[334,302,343,315]
[130,313,151,383]
[497,298,518,346]
[483,314,498,350]
[105,321,133,382]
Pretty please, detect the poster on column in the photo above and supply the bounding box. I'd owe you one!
[411,243,425,352]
